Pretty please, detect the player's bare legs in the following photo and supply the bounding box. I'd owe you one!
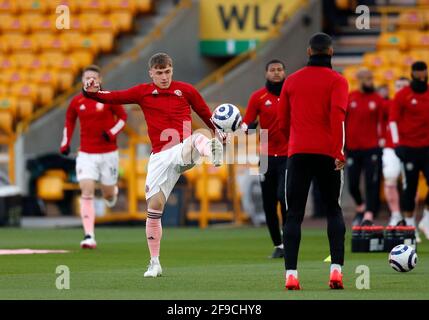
[144,192,166,278]
[79,179,97,249]
[100,184,119,208]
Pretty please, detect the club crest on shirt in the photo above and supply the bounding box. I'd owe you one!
[369,101,376,110]
[411,98,418,105]
[350,101,357,108]
[152,89,159,95]
[79,104,86,111]
[174,90,182,97]
[96,102,104,111]
[265,100,272,107]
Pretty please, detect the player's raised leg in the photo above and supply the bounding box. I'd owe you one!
[100,150,120,208]
[182,132,223,167]
[79,179,97,249]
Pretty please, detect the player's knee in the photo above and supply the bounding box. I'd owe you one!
[384,177,398,187]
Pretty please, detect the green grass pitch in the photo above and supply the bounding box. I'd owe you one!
[0,226,427,299]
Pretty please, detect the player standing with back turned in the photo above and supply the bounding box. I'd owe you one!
[277,33,348,290]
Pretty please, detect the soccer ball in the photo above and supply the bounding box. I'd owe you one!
[211,103,242,133]
[389,244,418,272]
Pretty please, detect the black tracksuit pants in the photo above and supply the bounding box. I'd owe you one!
[346,148,382,216]
[397,146,429,212]
[260,156,288,247]
[283,154,345,270]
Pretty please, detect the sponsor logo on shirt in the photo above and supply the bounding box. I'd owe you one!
[96,102,104,111]
[265,100,272,107]
[369,101,376,110]
[79,104,86,111]
[350,101,357,108]
[411,98,418,105]
[152,89,159,95]
[174,90,182,97]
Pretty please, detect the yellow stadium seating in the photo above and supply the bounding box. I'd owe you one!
[136,0,153,13]
[70,50,95,69]
[2,34,39,53]
[377,32,408,51]
[0,14,29,33]
[0,55,16,69]
[37,85,55,105]
[33,33,70,53]
[56,70,75,91]
[40,51,79,74]
[0,0,19,14]
[362,52,390,68]
[79,0,108,13]
[0,96,18,118]
[11,52,46,69]
[1,69,29,84]
[18,0,49,14]
[23,13,57,33]
[137,176,146,200]
[109,0,138,15]
[46,0,79,13]
[37,175,64,201]
[374,67,405,84]
[408,31,429,49]
[61,32,100,55]
[69,15,91,33]
[397,11,425,30]
[45,169,67,179]
[0,110,13,135]
[196,177,223,201]
[10,83,39,104]
[92,31,115,53]
[17,98,34,119]
[110,12,133,32]
[29,69,60,90]
[0,85,7,95]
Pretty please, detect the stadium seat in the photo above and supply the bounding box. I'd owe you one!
[397,11,425,30]
[70,50,95,69]
[110,12,133,32]
[46,0,79,13]
[9,83,39,104]
[3,34,39,53]
[44,169,67,180]
[40,51,79,74]
[0,85,7,96]
[136,0,152,13]
[362,52,390,68]
[56,70,75,91]
[0,0,19,14]
[69,15,90,33]
[196,177,223,201]
[137,176,146,200]
[0,14,30,33]
[17,98,34,119]
[17,0,49,13]
[30,69,60,90]
[92,15,120,35]
[0,110,13,135]
[24,13,57,33]
[1,69,29,85]
[0,55,16,69]
[37,85,55,105]
[109,0,138,15]
[61,32,100,55]
[37,175,64,201]
[374,67,405,84]
[11,53,46,70]
[91,31,115,52]
[377,32,408,51]
[33,33,70,53]
[79,0,108,13]
[376,50,402,66]
[408,31,429,49]
[0,96,18,118]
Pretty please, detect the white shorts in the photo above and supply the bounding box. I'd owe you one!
[145,137,199,200]
[382,148,401,181]
[76,150,119,186]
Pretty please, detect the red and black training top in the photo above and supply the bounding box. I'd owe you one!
[242,87,288,156]
[277,66,349,161]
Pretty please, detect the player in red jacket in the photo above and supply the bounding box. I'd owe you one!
[83,53,223,277]
[389,61,429,241]
[345,68,385,226]
[242,59,288,259]
[277,33,348,290]
[60,65,127,249]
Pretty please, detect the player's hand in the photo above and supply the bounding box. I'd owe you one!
[335,158,345,171]
[84,78,100,92]
[60,146,70,156]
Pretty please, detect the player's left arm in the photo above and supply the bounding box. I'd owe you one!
[277,79,291,141]
[103,104,128,142]
[330,76,349,165]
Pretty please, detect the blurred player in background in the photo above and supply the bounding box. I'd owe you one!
[390,61,429,241]
[242,59,288,259]
[381,77,417,228]
[345,68,385,226]
[83,53,223,277]
[278,33,348,290]
[60,65,127,249]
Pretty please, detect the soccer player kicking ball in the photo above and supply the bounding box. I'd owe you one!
[60,65,128,249]
[83,53,223,277]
